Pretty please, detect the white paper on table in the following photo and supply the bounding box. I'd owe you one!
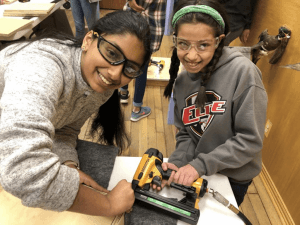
[108,157,244,225]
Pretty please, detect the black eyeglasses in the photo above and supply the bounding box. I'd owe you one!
[93,32,143,79]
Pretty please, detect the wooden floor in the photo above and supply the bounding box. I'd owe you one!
[0,9,284,225]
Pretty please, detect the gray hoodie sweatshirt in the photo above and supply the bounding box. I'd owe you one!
[169,47,268,183]
[0,40,113,211]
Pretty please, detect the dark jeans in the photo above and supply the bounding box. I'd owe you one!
[120,62,149,107]
[229,179,252,206]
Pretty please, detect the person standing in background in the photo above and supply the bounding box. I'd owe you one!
[221,0,257,46]
[119,0,166,122]
[70,0,100,38]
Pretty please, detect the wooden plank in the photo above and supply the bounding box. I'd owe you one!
[3,3,55,17]
[146,86,155,119]
[254,175,283,225]
[99,0,125,10]
[146,80,168,87]
[155,108,164,133]
[156,132,166,157]
[153,86,162,109]
[152,35,173,58]
[248,180,258,194]
[0,189,118,225]
[2,0,17,5]
[138,117,148,156]
[240,194,260,225]
[154,86,164,133]
[0,18,33,37]
[147,118,157,150]
[128,120,139,156]
[249,194,272,225]
[260,164,295,225]
[121,121,131,156]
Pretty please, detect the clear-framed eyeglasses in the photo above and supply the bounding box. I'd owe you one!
[173,36,220,53]
[94,32,143,79]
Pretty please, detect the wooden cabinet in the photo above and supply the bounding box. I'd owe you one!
[100,0,126,10]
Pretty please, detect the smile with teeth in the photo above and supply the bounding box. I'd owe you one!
[186,61,200,67]
[98,72,112,85]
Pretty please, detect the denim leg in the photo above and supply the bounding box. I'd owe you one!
[70,0,85,38]
[133,62,149,107]
[229,179,252,206]
[81,0,100,30]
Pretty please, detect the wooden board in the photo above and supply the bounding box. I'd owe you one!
[1,0,17,5]
[0,17,33,37]
[3,3,55,17]
[0,186,124,225]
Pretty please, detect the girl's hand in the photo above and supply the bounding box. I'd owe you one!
[128,0,145,13]
[107,179,135,215]
[173,164,199,186]
[240,29,250,44]
[152,162,178,191]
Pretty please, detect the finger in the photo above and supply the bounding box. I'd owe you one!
[162,162,168,171]
[152,184,157,189]
[167,163,178,171]
[161,180,168,189]
[177,174,185,185]
[168,171,175,186]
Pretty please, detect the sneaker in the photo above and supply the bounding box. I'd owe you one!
[120,91,130,104]
[131,106,151,122]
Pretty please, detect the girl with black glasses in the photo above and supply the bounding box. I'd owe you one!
[0,10,151,216]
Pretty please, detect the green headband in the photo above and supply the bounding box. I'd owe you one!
[172,5,225,32]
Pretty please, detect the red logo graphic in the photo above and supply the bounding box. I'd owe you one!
[182,91,226,137]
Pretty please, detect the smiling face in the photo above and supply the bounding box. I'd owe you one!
[176,23,220,73]
[80,31,145,93]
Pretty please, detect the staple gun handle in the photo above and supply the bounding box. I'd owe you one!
[152,166,173,187]
[152,176,162,187]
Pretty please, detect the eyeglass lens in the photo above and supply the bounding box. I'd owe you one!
[174,37,218,52]
[98,38,142,78]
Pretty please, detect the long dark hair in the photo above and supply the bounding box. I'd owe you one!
[164,0,230,110]
[3,10,151,154]
[89,11,151,153]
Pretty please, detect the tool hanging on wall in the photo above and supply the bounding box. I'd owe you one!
[251,25,291,64]
[132,148,252,225]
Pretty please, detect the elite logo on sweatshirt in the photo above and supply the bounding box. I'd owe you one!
[182,91,226,137]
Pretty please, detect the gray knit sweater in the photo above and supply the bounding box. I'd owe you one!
[0,40,114,211]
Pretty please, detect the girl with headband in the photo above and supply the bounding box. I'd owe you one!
[155,0,268,206]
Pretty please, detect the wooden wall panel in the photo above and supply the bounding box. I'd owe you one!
[231,0,300,224]
[100,0,126,10]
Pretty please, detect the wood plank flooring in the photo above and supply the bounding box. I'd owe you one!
[0,8,284,225]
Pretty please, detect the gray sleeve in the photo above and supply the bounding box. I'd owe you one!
[168,88,199,170]
[190,85,267,177]
[0,51,80,211]
[52,125,80,165]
